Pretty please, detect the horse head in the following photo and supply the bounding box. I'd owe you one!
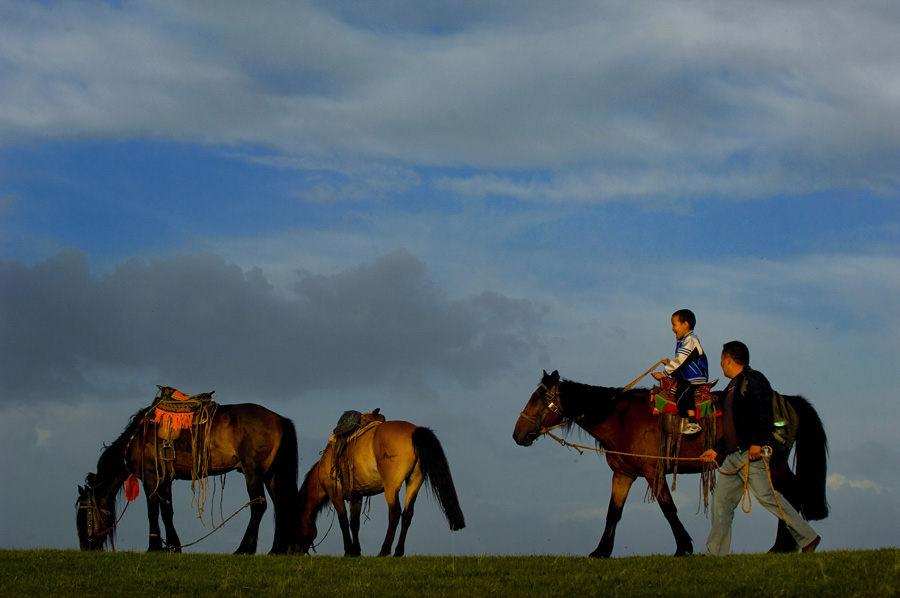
[513,370,565,446]
[75,473,113,551]
[297,461,328,554]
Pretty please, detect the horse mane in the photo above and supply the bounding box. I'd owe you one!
[558,379,643,425]
[298,461,330,522]
[92,405,149,489]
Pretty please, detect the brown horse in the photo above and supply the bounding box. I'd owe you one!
[298,419,466,556]
[512,370,829,557]
[76,400,300,554]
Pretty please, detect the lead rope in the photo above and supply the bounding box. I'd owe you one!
[160,497,267,549]
[716,447,791,526]
[544,430,788,523]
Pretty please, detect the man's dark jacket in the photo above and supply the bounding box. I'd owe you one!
[714,367,774,455]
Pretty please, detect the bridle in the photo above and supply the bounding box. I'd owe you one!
[518,381,565,436]
[78,483,126,549]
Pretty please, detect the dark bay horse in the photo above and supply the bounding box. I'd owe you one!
[512,370,829,557]
[298,419,466,556]
[77,402,300,554]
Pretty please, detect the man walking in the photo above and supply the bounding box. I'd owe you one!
[701,341,821,555]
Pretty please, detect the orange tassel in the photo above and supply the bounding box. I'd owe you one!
[152,409,195,430]
[125,474,140,501]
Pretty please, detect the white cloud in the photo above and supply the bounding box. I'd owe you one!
[828,474,883,495]
[35,428,52,448]
[2,1,898,201]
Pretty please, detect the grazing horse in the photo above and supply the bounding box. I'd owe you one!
[76,402,300,554]
[512,370,829,557]
[298,419,466,556]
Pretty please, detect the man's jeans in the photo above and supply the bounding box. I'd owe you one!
[705,450,818,555]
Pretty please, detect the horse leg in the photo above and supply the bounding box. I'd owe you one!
[332,498,358,557]
[589,472,635,558]
[652,476,693,556]
[157,481,182,552]
[378,483,404,557]
[265,475,295,555]
[235,473,267,555]
[392,467,425,557]
[349,496,363,557]
[144,489,165,552]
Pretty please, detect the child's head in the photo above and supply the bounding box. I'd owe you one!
[670,309,696,340]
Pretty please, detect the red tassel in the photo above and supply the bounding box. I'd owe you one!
[125,474,140,502]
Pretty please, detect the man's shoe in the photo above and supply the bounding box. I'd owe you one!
[682,422,702,435]
[801,536,821,553]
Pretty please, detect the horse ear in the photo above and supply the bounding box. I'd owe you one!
[372,408,380,416]
[551,370,559,381]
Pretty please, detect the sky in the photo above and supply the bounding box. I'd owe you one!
[1,0,898,557]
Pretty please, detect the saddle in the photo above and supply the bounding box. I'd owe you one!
[650,377,718,424]
[150,386,216,462]
[151,386,215,439]
[328,408,386,481]
[650,379,719,497]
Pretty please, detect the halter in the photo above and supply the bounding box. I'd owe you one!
[518,381,565,434]
[78,484,124,549]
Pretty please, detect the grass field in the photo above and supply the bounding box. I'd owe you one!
[1,548,898,597]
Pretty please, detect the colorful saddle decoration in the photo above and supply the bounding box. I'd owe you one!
[151,385,215,432]
[650,377,717,417]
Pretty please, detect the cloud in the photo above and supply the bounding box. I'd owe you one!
[827,474,883,495]
[1,1,898,201]
[35,428,52,448]
[0,249,544,404]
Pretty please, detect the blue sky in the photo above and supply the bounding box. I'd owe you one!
[1,0,898,556]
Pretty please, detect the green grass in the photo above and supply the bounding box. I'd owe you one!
[1,549,898,597]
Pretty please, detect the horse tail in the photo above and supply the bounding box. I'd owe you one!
[788,395,830,521]
[270,417,300,543]
[412,427,466,531]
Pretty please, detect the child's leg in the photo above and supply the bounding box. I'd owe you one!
[675,386,697,422]
[672,371,696,421]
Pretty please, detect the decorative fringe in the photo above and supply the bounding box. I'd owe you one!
[152,409,195,430]
[125,474,140,502]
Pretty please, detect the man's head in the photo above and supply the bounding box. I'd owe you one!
[721,340,749,379]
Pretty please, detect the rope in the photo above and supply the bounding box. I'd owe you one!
[541,426,788,521]
[161,497,266,550]
[310,509,337,552]
[715,448,791,526]
[623,359,666,392]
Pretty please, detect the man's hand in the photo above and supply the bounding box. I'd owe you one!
[700,449,718,463]
[652,372,665,380]
[748,445,762,461]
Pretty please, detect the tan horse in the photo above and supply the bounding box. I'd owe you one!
[298,418,465,556]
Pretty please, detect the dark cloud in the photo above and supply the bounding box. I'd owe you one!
[0,249,543,403]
